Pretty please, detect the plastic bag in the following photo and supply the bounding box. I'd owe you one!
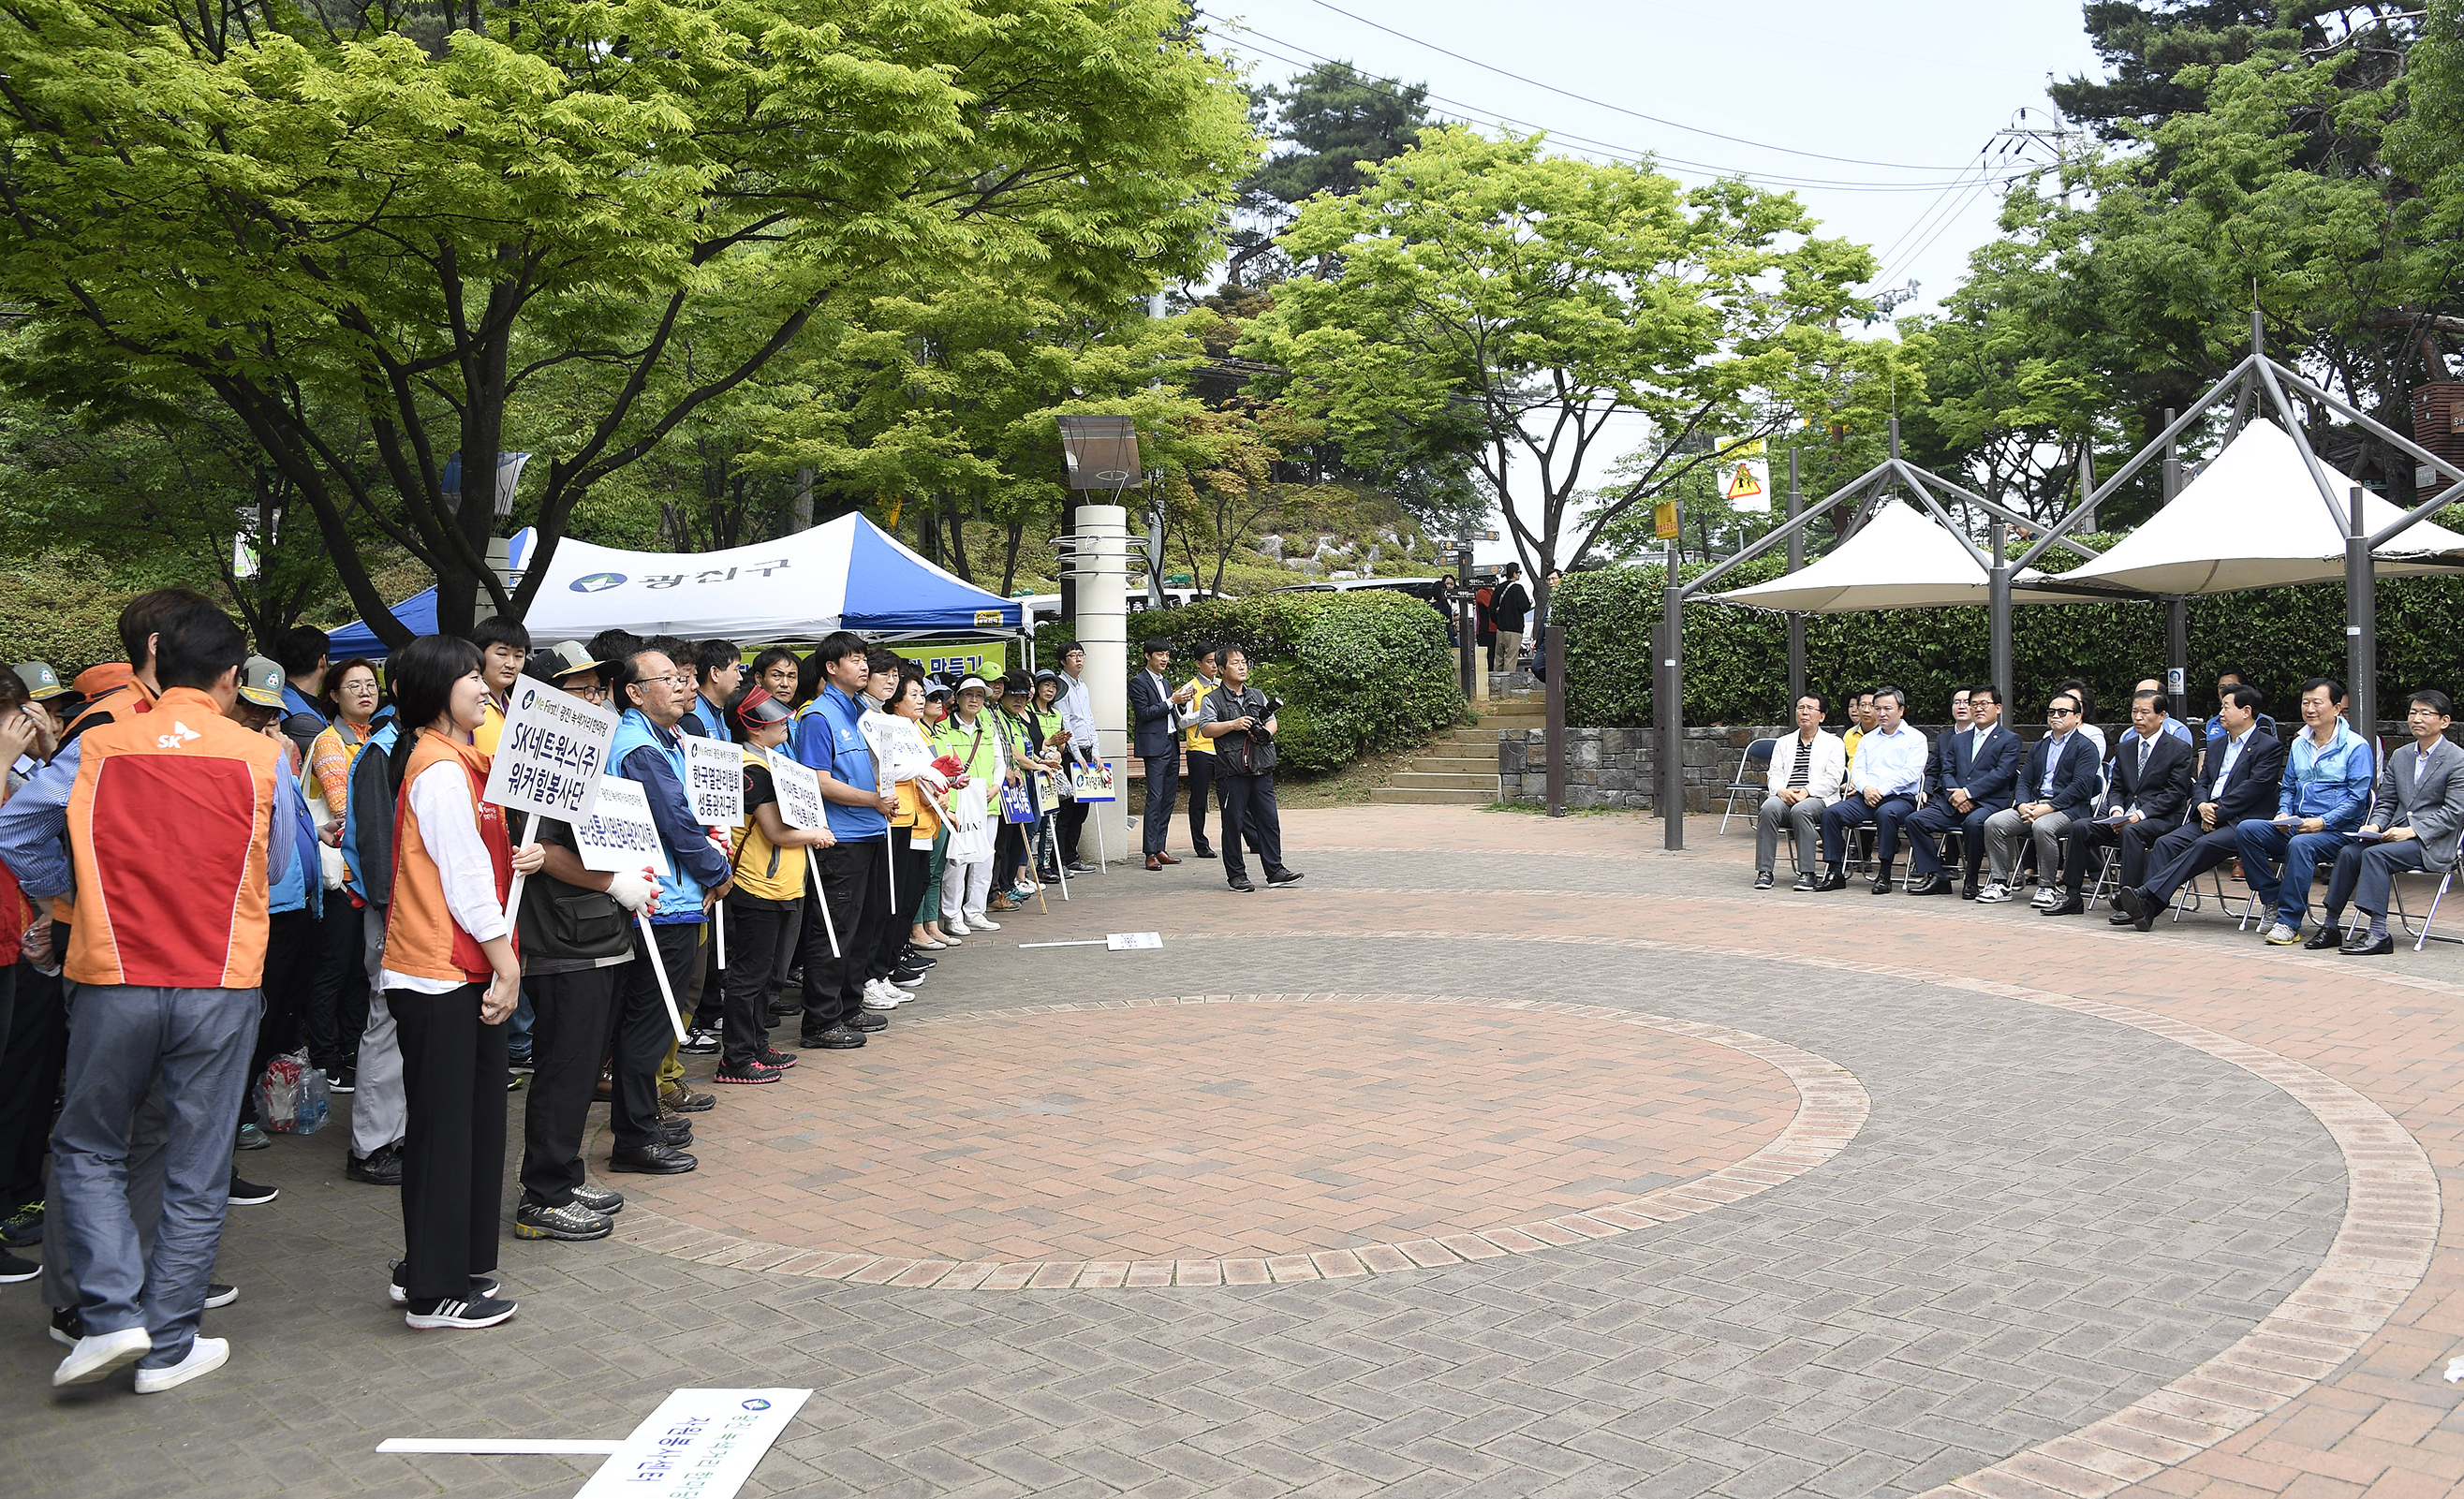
[258,1051,332,1136]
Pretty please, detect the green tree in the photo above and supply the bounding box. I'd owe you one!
[1226,60,1431,287]
[1241,126,1915,610]
[0,0,1252,643]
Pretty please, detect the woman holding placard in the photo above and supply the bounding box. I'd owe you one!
[713,689,832,1084]
[377,636,545,1330]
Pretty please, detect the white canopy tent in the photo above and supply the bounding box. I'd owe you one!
[2051,420,2464,595]
[1710,500,2078,613]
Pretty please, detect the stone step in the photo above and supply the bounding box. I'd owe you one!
[1389,772,1498,791]
[1369,786,1497,805]
[1408,757,1498,774]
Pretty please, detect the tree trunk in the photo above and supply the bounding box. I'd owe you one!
[920,492,941,564]
[1000,518,1025,597]
[946,497,973,582]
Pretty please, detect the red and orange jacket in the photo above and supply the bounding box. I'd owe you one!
[61,686,282,988]
[381,731,513,985]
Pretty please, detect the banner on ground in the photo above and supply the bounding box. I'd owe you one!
[574,775,671,876]
[572,1389,811,1499]
[480,682,618,824]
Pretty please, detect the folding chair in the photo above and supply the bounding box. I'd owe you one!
[2388,867,2460,951]
[1719,738,1778,835]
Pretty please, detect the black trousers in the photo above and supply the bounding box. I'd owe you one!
[2140,821,2244,905]
[518,966,616,1209]
[858,836,897,979]
[610,922,697,1154]
[687,920,722,1032]
[299,898,367,1074]
[1186,752,1217,853]
[800,843,873,1038]
[240,908,315,1127]
[994,816,1028,892]
[719,894,796,1068]
[0,959,67,1209]
[1217,772,1285,882]
[2063,814,2181,896]
[386,982,507,1303]
[867,829,927,981]
[1059,798,1090,863]
[1142,752,1179,855]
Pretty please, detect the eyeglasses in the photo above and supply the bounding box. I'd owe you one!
[2047,707,2077,717]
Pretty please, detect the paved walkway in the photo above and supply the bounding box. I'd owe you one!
[5,804,2462,1498]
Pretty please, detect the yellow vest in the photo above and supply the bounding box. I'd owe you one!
[1182,675,1218,754]
[730,746,807,902]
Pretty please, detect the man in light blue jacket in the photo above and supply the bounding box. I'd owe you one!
[2235,676,2377,945]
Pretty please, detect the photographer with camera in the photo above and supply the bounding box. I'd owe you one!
[1196,647,1304,893]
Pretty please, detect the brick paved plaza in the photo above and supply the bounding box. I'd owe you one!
[7,804,2464,1498]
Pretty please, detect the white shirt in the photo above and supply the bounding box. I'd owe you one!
[1056,670,1099,764]
[379,758,512,996]
[1145,669,1181,732]
[1851,722,1927,796]
[2212,726,2253,798]
[2038,730,2074,796]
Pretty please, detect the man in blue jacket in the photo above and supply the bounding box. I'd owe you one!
[605,648,733,1175]
[2234,676,2377,946]
[1978,690,2100,903]
[1903,684,2020,898]
[2116,683,2288,933]
[790,632,899,1052]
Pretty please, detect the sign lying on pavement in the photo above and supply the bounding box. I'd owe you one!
[573,1389,811,1499]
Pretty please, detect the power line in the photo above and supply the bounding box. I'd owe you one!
[1305,0,1984,172]
[1210,20,2031,194]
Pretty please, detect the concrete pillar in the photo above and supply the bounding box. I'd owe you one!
[1072,503,1133,860]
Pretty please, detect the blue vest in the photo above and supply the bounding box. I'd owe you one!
[269,759,321,917]
[610,710,708,923]
[341,718,399,902]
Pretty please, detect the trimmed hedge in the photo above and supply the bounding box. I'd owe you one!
[1037,590,1460,775]
[1557,556,2462,728]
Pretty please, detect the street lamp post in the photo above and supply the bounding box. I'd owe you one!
[1055,414,1143,625]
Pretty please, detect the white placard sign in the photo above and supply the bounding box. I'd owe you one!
[574,775,671,877]
[767,750,829,832]
[480,682,618,824]
[684,735,744,828]
[1106,931,1163,950]
[572,1388,812,1499]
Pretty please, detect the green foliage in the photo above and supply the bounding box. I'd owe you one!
[1040,589,1456,775]
[1556,561,2464,730]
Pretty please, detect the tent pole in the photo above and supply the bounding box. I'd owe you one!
[2250,350,2354,532]
[2349,484,2377,752]
[1660,532,1684,851]
[1680,458,1893,599]
[1989,521,2013,709]
[2271,364,2464,545]
[2162,410,2189,723]
[1895,461,2105,558]
[2012,354,2255,572]
[1785,448,1805,706]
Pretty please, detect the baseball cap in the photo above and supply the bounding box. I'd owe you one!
[543,639,600,683]
[923,682,952,703]
[12,661,67,701]
[239,655,286,709]
[732,686,791,731]
[74,662,134,699]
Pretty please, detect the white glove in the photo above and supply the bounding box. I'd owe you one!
[606,867,658,913]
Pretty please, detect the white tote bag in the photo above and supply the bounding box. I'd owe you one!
[944,780,995,865]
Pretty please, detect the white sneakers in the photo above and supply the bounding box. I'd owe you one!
[2265,921,2301,946]
[862,979,906,1009]
[943,917,970,936]
[2029,887,2060,909]
[52,1327,150,1387]
[967,912,1000,931]
[135,1336,228,1393]
[1975,882,2014,904]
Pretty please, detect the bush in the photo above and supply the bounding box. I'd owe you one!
[1556,555,2463,728]
[1037,589,1459,774]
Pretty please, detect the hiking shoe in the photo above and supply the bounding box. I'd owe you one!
[0,1199,41,1246]
[570,1184,625,1216]
[347,1143,404,1185]
[659,1083,715,1113]
[757,1047,797,1070]
[711,1062,782,1085]
[679,1027,721,1056]
[513,1200,612,1241]
[389,1262,498,1307]
[405,1294,518,1330]
[227,1172,278,1207]
[135,1337,228,1393]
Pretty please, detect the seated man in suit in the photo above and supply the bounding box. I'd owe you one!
[1813,685,1928,893]
[1978,690,2099,904]
[2308,690,2464,956]
[1754,692,1848,891]
[2118,676,2194,747]
[2043,688,2194,917]
[2114,683,2286,932]
[1904,684,2019,897]
[2235,676,2376,945]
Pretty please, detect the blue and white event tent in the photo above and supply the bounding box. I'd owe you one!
[327,515,1018,658]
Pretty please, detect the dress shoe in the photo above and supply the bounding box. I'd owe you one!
[1810,871,1846,892]
[2304,923,2346,950]
[2340,932,2395,956]
[1753,871,1775,890]
[657,1118,693,1148]
[1869,874,1894,894]
[1154,851,1179,865]
[2110,887,2140,920]
[1146,854,1167,871]
[609,1144,697,1175]
[1959,880,1980,901]
[1904,874,1948,896]
[1193,844,1217,859]
[2040,896,2085,917]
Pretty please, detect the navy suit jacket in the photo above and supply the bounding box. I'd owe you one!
[2201,727,2288,826]
[2101,727,2196,825]
[2018,732,2103,818]
[1930,723,2022,812]
[1128,669,1181,759]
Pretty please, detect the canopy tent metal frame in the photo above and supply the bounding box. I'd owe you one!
[1635,311,2464,851]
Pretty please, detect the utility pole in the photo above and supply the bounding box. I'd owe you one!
[1995,110,2085,210]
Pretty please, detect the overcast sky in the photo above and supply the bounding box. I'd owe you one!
[1201,0,2109,562]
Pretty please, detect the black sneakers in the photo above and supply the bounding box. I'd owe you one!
[405,1294,519,1330]
[388,1262,498,1307]
[347,1142,404,1185]
[227,1172,278,1207]
[571,1184,625,1215]
[0,1248,37,1285]
[0,1199,41,1246]
[679,1027,722,1056]
[513,1201,612,1241]
[610,1143,697,1175]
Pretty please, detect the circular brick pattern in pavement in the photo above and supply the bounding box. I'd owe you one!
[617,995,1867,1289]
